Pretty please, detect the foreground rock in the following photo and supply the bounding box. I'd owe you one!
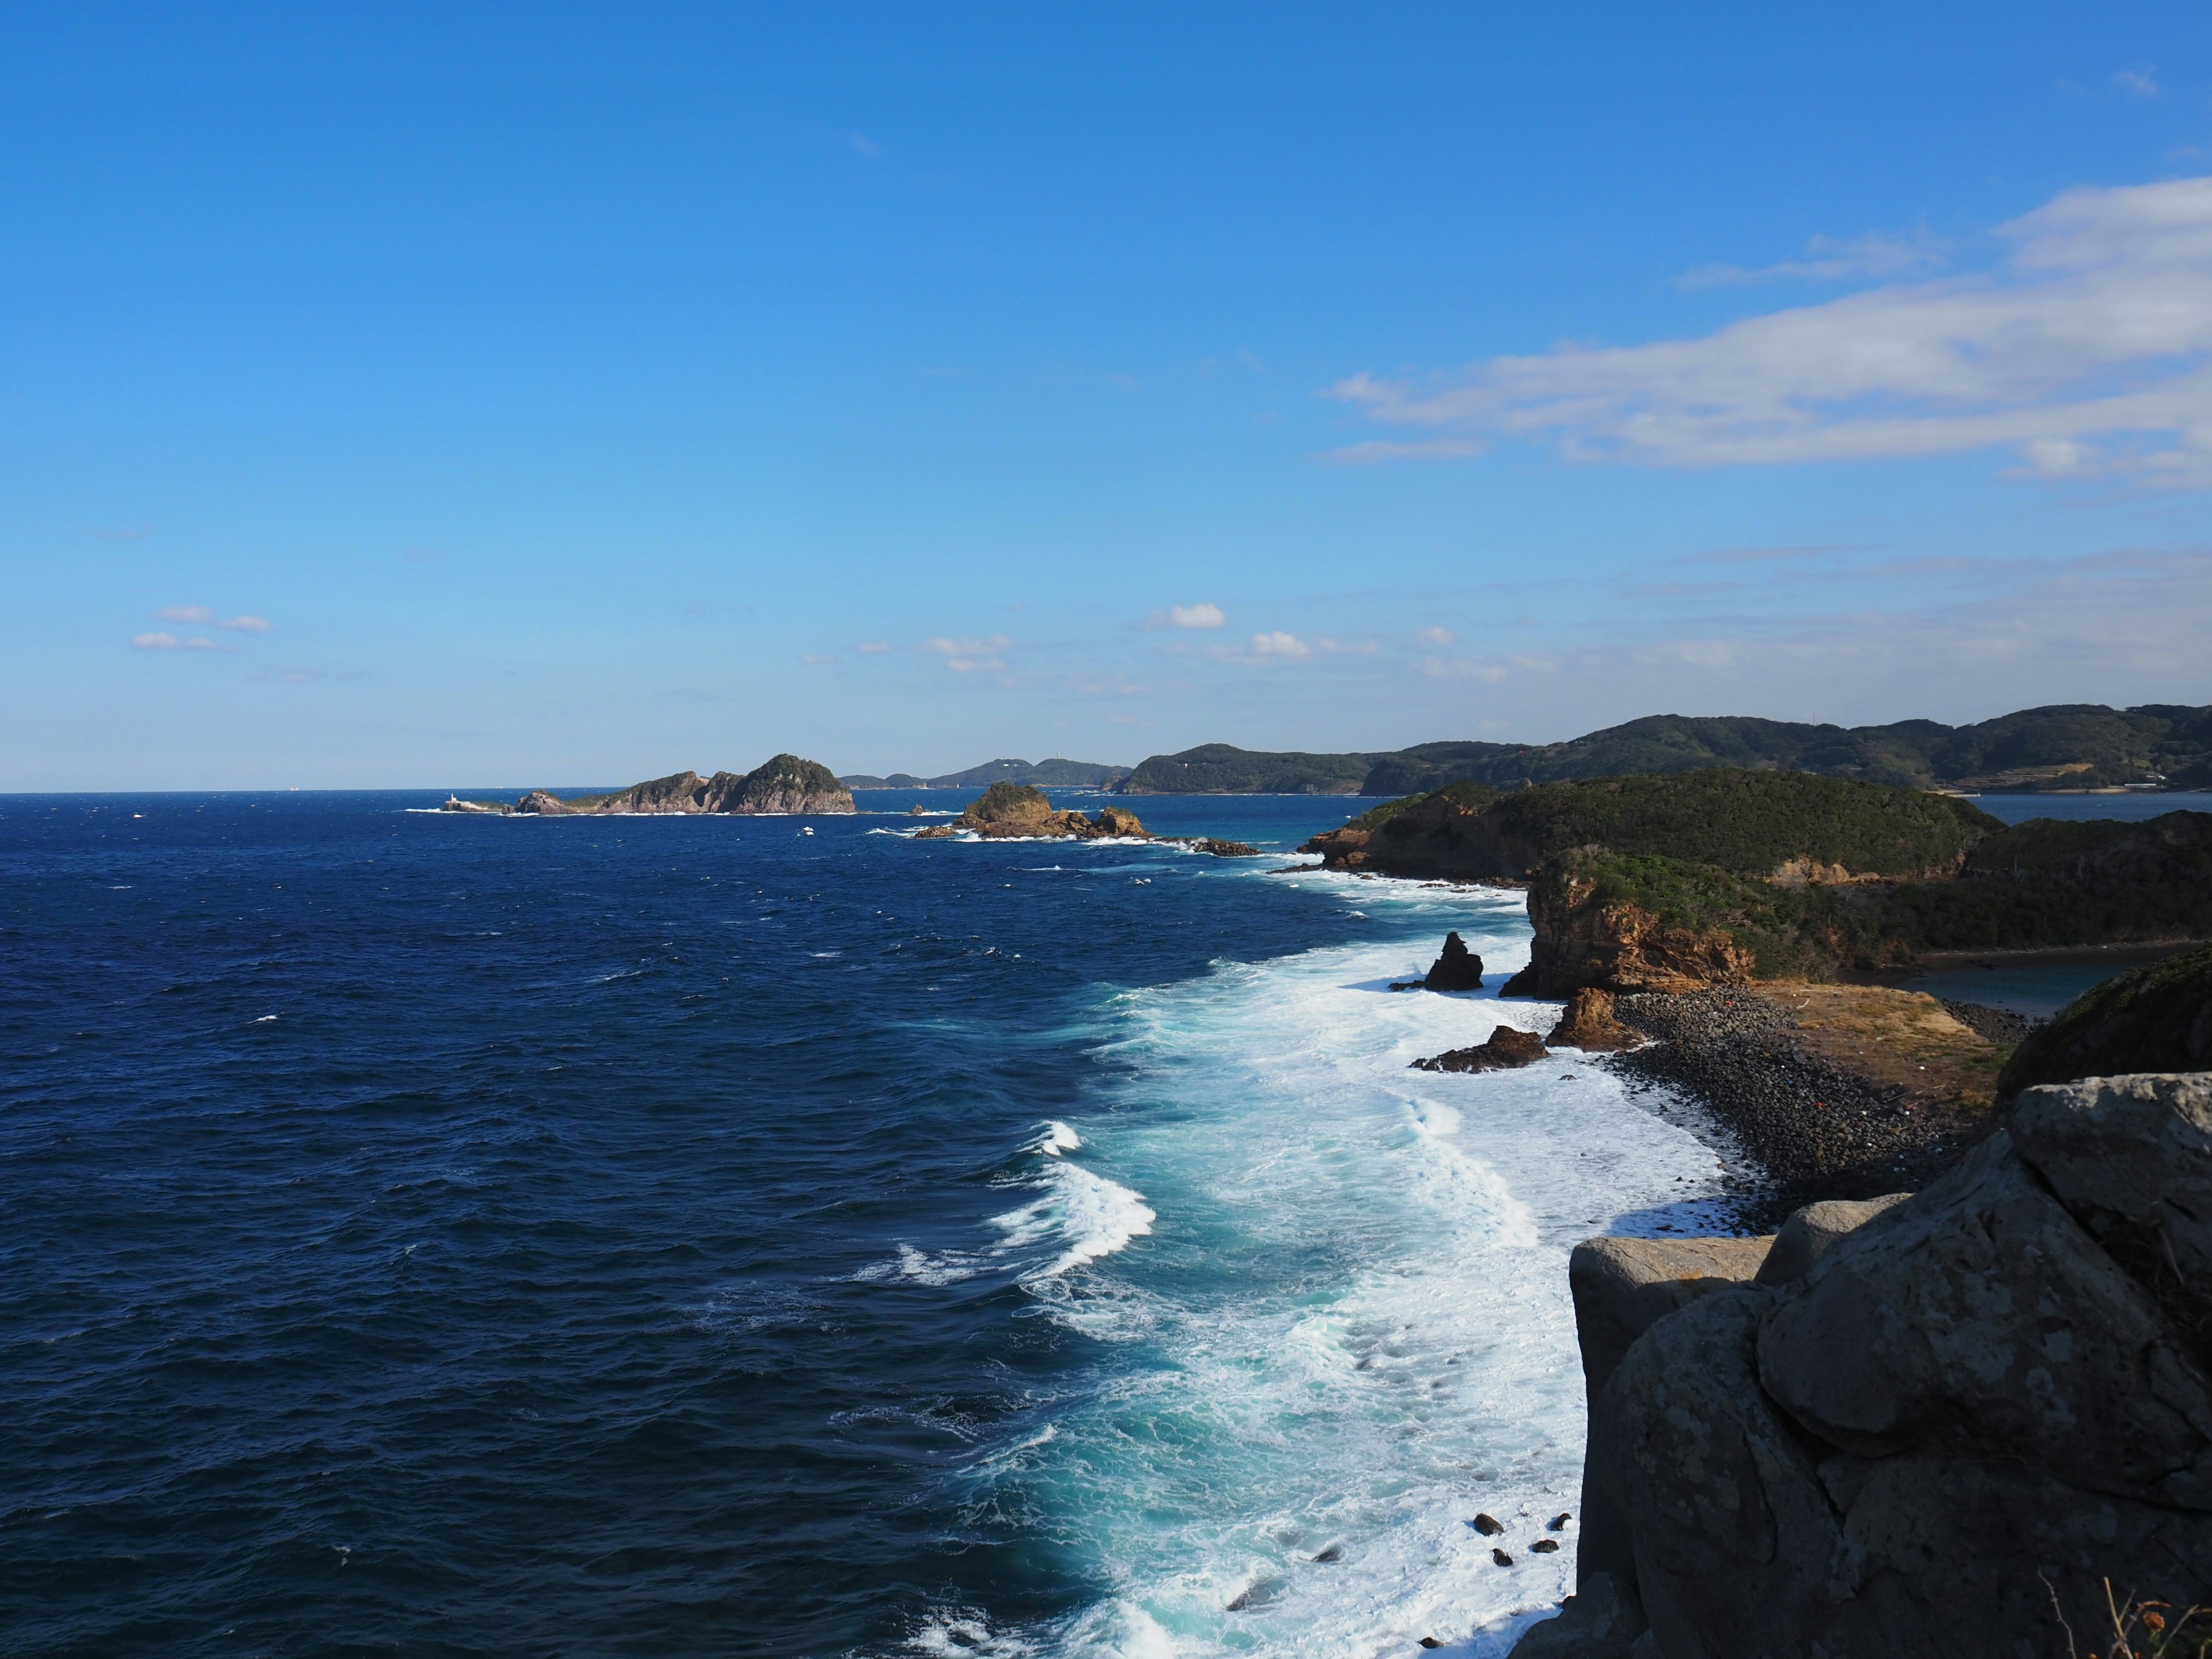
[1410,1025,1547,1073]
[1536,1072,2212,1657]
[438,755,855,815]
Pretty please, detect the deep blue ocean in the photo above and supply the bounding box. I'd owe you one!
[5,787,2195,1657]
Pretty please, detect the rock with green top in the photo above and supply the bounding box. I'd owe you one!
[1996,942,2212,1103]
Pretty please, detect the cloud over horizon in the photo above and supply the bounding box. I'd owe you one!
[1327,176,2212,486]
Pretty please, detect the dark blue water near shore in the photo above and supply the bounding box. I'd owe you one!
[0,791,1387,1658]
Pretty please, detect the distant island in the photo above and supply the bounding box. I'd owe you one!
[443,753,854,816]
[838,756,1130,790]
[1115,701,2212,795]
[910,781,1258,855]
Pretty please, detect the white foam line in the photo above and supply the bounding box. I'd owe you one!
[944,892,1737,1657]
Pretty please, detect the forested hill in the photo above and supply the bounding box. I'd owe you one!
[1115,704,2212,796]
[840,757,1130,789]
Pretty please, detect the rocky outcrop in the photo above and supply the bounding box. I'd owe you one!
[1424,931,1485,991]
[1996,940,2212,1101]
[914,781,1150,842]
[1541,1072,2212,1657]
[1546,987,1633,1051]
[514,790,570,815]
[1516,856,1753,997]
[1410,1025,1547,1073]
[722,753,855,813]
[440,795,510,813]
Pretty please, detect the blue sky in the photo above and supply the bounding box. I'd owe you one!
[7,3,2212,788]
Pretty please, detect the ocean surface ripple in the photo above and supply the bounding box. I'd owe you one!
[0,791,1737,1658]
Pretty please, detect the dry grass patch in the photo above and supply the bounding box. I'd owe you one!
[1755,983,2010,1111]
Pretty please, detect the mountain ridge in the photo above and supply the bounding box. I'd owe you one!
[1115,703,2212,795]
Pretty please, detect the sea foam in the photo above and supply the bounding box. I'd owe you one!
[926,870,1739,1657]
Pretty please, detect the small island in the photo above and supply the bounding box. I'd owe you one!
[442,753,855,816]
[914,781,1259,855]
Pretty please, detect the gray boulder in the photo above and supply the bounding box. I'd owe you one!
[1593,1286,1880,1658]
[1752,1192,1910,1286]
[2011,1072,2212,1328]
[1567,1236,1771,1591]
[1758,1134,2212,1510]
[1507,1570,1645,1658]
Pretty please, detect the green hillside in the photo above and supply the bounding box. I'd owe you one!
[1118,702,2212,796]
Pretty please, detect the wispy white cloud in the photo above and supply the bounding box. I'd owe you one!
[1212,630,1313,664]
[132,631,232,653]
[1677,228,1948,289]
[154,605,271,632]
[2114,66,2160,99]
[1316,636,1377,654]
[855,641,893,654]
[802,653,837,665]
[1415,626,1457,646]
[850,130,881,158]
[1326,176,2212,486]
[1146,601,1226,629]
[920,635,1011,673]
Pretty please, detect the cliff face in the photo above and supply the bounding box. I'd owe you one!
[1537,1073,2212,1658]
[1518,857,1755,995]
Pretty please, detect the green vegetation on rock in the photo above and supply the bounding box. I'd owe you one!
[1995,942,2212,1101]
[962,780,1053,824]
[1120,743,1377,794]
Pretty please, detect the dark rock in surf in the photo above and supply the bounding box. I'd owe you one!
[1413,1027,1548,1073]
[1498,964,1543,998]
[1423,931,1485,991]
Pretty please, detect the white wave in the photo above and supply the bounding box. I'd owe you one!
[942,878,1741,1657]
[989,1161,1156,1280]
[908,1612,1039,1657]
[852,1243,986,1287]
[1032,1120,1082,1156]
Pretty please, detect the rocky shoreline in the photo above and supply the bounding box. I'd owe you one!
[1603,990,2004,1219]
